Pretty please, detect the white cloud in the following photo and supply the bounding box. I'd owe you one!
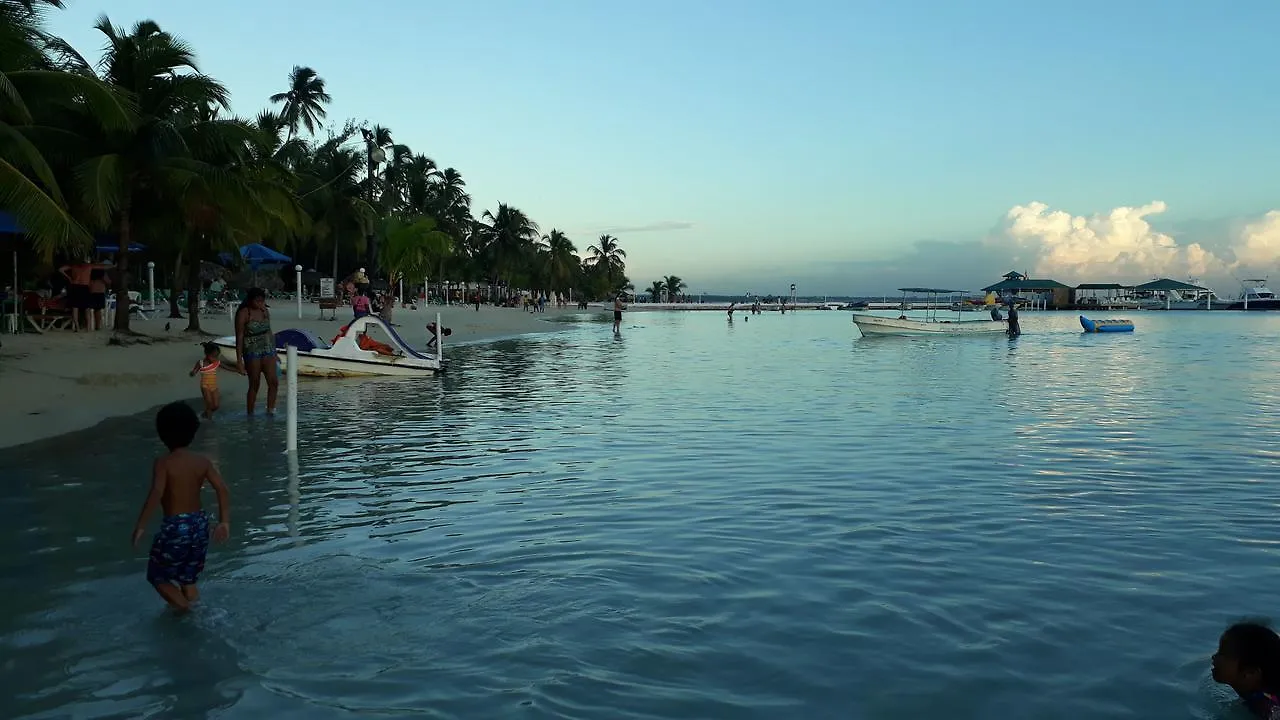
[1231,210,1280,272]
[994,201,1280,284]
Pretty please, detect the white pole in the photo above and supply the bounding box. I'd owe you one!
[295,264,303,319]
[11,250,17,334]
[285,344,298,453]
[398,277,404,306]
[147,261,155,310]
[286,451,300,541]
[435,312,443,365]
[1166,293,1170,311]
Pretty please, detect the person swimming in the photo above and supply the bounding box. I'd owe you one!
[1212,622,1280,719]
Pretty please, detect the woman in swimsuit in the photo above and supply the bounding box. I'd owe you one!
[234,287,278,415]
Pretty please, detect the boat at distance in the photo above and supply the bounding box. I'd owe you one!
[213,314,444,377]
[852,288,1008,337]
[1224,280,1280,311]
[1079,315,1134,333]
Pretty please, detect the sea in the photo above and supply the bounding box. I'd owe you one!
[2,309,1278,719]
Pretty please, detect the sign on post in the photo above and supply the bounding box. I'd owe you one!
[320,278,335,299]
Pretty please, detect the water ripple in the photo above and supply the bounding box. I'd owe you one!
[2,310,1279,718]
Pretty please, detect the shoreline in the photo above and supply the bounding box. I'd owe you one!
[0,303,586,451]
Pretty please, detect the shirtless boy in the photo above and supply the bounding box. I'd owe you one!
[131,402,231,612]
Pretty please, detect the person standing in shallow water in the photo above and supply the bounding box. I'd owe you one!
[234,287,278,415]
[612,294,626,333]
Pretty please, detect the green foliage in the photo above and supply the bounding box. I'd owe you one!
[0,2,647,323]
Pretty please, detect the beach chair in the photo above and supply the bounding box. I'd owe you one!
[22,292,71,332]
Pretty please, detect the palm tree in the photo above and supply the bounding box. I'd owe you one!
[586,234,626,294]
[540,229,577,300]
[479,203,539,294]
[0,1,132,257]
[647,280,664,303]
[380,215,451,300]
[663,275,686,302]
[72,16,231,332]
[269,65,330,139]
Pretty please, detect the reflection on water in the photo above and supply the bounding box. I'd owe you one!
[2,310,1279,718]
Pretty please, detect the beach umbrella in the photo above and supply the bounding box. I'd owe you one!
[238,243,292,285]
[238,243,291,268]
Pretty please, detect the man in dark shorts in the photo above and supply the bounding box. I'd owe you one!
[59,258,100,330]
[88,267,110,330]
[612,294,625,333]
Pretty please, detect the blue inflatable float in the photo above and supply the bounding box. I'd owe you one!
[1080,315,1134,333]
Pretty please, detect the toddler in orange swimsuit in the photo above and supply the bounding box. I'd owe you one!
[189,342,222,418]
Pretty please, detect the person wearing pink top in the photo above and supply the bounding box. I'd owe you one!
[351,288,371,319]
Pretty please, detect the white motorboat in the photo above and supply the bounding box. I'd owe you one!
[1224,279,1280,311]
[213,314,444,377]
[852,288,1009,337]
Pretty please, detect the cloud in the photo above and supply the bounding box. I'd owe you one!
[994,201,1280,284]
[599,220,695,234]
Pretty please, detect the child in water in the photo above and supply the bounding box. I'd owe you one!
[1212,621,1280,719]
[190,342,221,418]
[131,402,231,613]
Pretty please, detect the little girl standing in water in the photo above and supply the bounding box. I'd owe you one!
[190,342,221,419]
[1212,621,1280,719]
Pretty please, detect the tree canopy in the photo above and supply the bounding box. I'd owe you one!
[1,2,639,331]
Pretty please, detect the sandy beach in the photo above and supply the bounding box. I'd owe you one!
[0,302,587,450]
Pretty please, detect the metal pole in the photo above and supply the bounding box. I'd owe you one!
[295,264,303,319]
[285,344,298,453]
[11,250,17,334]
[398,277,404,306]
[147,261,155,311]
[435,312,443,365]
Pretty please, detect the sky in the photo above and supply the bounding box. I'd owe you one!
[45,0,1280,296]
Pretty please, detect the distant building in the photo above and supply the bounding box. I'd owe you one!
[981,271,1072,308]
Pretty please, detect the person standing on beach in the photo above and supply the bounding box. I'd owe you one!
[234,288,278,415]
[613,294,626,333]
[88,266,110,330]
[190,342,222,419]
[58,258,98,330]
[132,401,230,614]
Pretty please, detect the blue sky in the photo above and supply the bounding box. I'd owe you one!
[47,0,1280,295]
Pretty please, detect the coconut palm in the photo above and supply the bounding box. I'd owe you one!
[540,229,578,299]
[663,275,686,301]
[380,215,451,299]
[586,233,626,290]
[0,1,132,257]
[269,65,330,139]
[647,280,665,302]
[70,17,233,332]
[480,203,539,292]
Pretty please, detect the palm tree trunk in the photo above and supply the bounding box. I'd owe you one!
[112,209,132,332]
[331,239,338,285]
[168,250,184,318]
[185,246,203,333]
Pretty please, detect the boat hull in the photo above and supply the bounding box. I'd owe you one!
[211,316,443,377]
[1224,299,1280,311]
[852,313,1007,336]
[212,339,440,377]
[1079,315,1134,333]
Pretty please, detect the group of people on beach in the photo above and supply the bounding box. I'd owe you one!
[57,258,111,330]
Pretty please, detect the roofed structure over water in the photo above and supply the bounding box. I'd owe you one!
[981,271,1072,308]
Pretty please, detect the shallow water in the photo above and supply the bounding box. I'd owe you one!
[2,309,1279,719]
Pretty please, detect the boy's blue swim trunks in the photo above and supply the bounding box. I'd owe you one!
[147,511,210,585]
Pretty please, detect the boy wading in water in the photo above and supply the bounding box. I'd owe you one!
[132,402,231,613]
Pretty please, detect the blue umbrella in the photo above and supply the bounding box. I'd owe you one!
[239,243,291,268]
